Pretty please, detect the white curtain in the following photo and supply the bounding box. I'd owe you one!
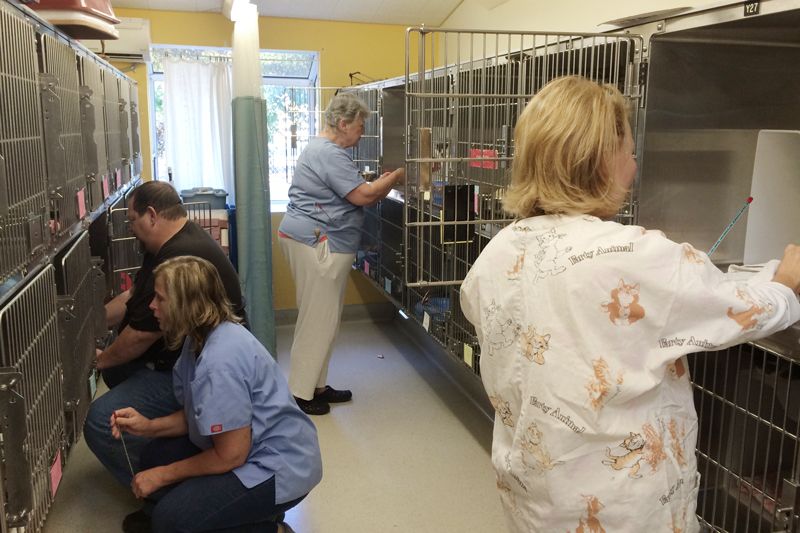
[164,59,235,204]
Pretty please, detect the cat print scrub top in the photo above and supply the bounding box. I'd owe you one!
[460,214,800,533]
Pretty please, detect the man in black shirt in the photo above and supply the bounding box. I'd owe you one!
[85,181,245,486]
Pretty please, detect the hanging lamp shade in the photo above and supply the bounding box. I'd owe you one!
[30,0,120,40]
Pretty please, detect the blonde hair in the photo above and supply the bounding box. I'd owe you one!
[153,256,241,352]
[503,76,630,219]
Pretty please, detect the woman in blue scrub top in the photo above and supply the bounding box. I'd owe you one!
[111,256,321,533]
[277,92,405,415]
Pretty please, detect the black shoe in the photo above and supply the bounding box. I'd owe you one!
[294,396,330,415]
[122,509,151,533]
[314,385,352,403]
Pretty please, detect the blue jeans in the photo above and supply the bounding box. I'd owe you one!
[142,437,306,533]
[84,364,181,486]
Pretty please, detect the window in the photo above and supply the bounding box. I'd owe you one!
[148,46,319,211]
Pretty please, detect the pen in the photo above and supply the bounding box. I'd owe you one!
[708,196,753,257]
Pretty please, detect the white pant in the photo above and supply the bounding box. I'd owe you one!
[279,236,355,400]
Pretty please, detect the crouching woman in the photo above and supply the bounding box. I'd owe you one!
[112,256,321,533]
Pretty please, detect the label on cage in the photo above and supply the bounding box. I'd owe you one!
[89,369,97,399]
[119,272,134,292]
[50,450,63,499]
[384,277,392,293]
[463,344,474,368]
[469,148,499,169]
[474,192,480,213]
[744,0,760,16]
[364,260,370,276]
[116,169,122,189]
[423,311,431,332]
[423,191,431,201]
[76,187,87,219]
[102,175,110,198]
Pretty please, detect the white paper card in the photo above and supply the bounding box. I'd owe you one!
[423,311,431,331]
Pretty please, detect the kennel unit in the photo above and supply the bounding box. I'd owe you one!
[351,2,800,530]
[353,27,643,373]
[0,1,143,530]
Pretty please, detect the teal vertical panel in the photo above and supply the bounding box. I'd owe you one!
[232,96,276,356]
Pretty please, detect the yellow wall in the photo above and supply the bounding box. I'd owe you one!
[112,9,407,309]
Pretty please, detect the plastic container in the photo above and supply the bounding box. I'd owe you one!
[180,187,228,209]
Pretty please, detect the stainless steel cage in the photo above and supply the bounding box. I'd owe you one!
[103,70,122,194]
[0,2,49,284]
[53,232,102,447]
[108,193,142,296]
[78,54,110,211]
[0,265,65,532]
[40,34,88,236]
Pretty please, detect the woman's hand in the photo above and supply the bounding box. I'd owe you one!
[111,407,152,439]
[773,244,800,294]
[131,467,168,499]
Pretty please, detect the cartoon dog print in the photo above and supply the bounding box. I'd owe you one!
[727,287,775,331]
[489,395,515,428]
[520,421,563,472]
[681,243,705,265]
[601,279,645,325]
[602,432,646,479]
[519,325,550,365]
[571,495,606,533]
[484,300,520,356]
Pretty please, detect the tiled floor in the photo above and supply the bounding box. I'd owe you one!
[43,318,506,532]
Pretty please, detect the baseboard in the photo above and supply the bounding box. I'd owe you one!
[275,302,397,326]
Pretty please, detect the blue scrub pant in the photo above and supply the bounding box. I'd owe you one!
[142,437,306,532]
[84,363,181,486]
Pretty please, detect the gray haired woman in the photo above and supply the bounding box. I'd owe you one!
[277,93,404,415]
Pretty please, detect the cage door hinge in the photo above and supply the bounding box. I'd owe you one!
[775,478,800,532]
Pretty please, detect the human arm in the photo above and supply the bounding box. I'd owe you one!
[95,325,163,369]
[345,168,405,206]
[111,407,188,439]
[131,426,251,498]
[105,290,132,328]
[771,244,800,293]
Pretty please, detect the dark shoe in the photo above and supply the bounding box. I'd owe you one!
[294,395,330,415]
[122,509,152,533]
[314,385,352,403]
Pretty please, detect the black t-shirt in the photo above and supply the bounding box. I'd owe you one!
[119,220,245,369]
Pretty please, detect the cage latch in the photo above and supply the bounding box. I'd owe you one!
[775,478,800,532]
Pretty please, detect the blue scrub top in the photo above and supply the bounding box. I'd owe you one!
[278,136,365,253]
[173,321,322,503]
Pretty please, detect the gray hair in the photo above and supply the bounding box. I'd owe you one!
[323,93,371,130]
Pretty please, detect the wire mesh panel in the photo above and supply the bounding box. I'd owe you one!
[103,71,122,195]
[78,55,109,211]
[689,342,800,532]
[108,195,142,296]
[119,76,133,186]
[40,34,87,235]
[0,265,65,532]
[53,232,99,446]
[404,28,644,291]
[0,3,49,284]
[129,79,142,179]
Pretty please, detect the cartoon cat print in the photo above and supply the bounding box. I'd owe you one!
[520,421,563,472]
[569,495,606,533]
[586,357,624,411]
[532,228,572,281]
[485,300,520,356]
[520,325,550,365]
[489,395,515,428]
[727,287,775,331]
[601,279,645,325]
[667,418,687,468]
[603,423,666,478]
[507,251,525,280]
[681,243,705,265]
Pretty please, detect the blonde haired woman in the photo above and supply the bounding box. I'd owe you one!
[460,76,800,532]
[112,256,321,533]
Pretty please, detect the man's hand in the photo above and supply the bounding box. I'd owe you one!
[111,408,152,439]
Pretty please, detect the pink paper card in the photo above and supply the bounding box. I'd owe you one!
[115,169,122,188]
[50,450,63,499]
[102,175,110,198]
[76,187,87,219]
[469,148,499,169]
[364,261,370,276]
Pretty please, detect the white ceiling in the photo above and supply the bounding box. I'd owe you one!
[111,0,463,26]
